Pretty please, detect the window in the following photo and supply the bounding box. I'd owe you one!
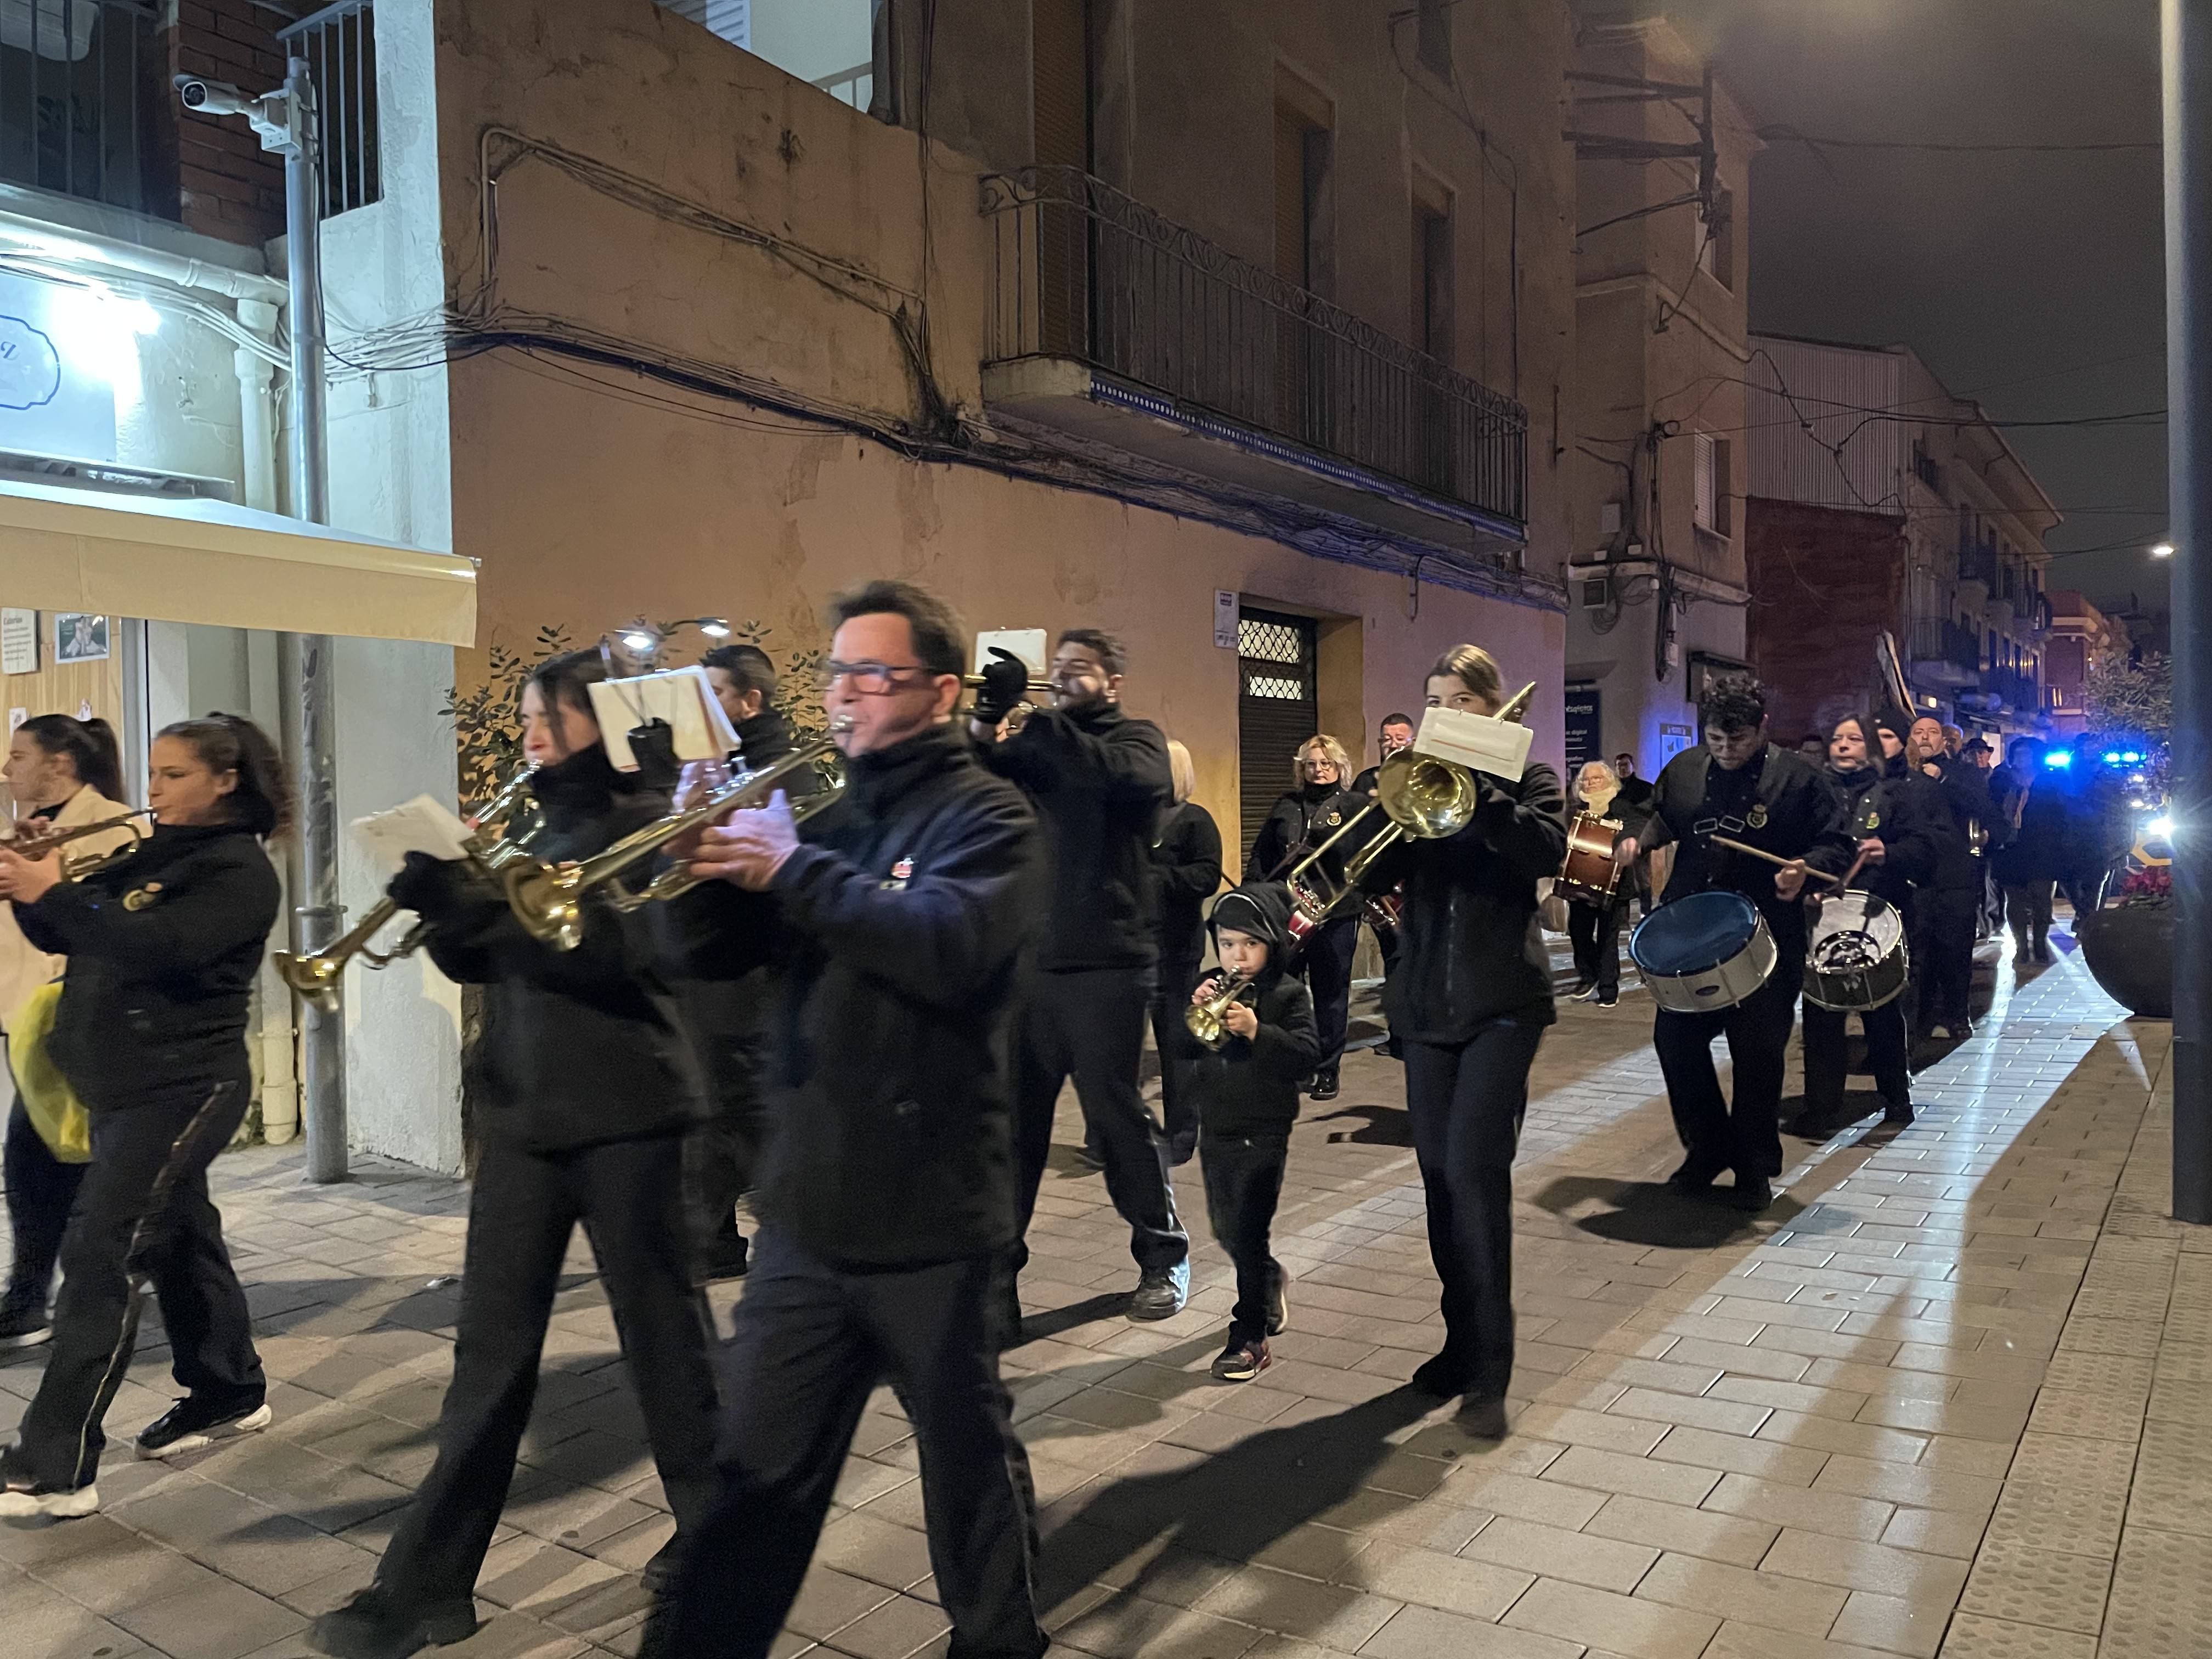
[1697,185,1735,292]
[1693,431,1733,537]
[659,0,878,108]
[1412,173,1453,362]
[1417,0,1451,75]
[1274,76,1334,295]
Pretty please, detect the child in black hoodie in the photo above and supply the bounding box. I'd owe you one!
[1181,884,1321,1380]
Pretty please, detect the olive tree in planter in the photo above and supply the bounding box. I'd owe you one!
[2076,867,2175,1019]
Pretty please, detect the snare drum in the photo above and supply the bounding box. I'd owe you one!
[1555,814,1625,906]
[1804,891,1910,1012]
[1629,891,1778,1014]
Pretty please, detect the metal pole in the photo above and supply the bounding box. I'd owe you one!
[279,55,347,1183]
[2167,0,2212,1224]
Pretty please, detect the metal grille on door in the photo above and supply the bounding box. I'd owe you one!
[1237,608,1317,872]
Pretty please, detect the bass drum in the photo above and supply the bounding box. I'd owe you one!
[1554,813,1624,906]
[1804,891,1910,1012]
[1629,891,1778,1014]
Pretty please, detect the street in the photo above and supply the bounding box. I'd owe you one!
[0,932,2202,1659]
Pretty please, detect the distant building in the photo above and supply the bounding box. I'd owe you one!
[2045,590,2131,736]
[1742,336,2060,746]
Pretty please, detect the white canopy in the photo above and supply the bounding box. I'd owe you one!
[0,479,476,646]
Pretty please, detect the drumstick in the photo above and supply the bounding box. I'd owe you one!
[1708,834,1843,888]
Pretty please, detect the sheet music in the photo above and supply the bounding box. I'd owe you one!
[589,668,742,768]
[352,797,475,873]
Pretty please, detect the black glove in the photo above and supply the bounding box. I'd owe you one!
[625,720,681,792]
[969,646,1031,726]
[387,850,464,919]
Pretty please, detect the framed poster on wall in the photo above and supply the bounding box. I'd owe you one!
[54,613,109,664]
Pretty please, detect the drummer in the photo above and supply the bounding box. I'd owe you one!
[1613,679,1853,1210]
[1795,712,1942,1136]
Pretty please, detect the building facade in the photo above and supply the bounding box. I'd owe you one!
[1564,10,1760,782]
[1743,335,2060,747]
[2045,589,2131,737]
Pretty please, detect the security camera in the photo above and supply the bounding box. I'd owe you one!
[174,75,256,119]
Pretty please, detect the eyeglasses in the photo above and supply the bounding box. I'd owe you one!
[813,659,935,695]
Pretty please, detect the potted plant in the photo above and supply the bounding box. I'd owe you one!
[2076,866,2174,1019]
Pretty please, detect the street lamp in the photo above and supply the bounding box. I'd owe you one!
[609,617,733,673]
[2154,541,2176,558]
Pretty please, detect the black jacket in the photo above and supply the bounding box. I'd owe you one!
[1638,744,1854,966]
[397,747,705,1154]
[1249,781,1368,885]
[1175,884,1320,1138]
[1150,799,1223,968]
[1917,754,1991,893]
[686,724,1043,1268]
[975,701,1167,972]
[1363,761,1569,1042]
[20,822,280,1111]
[1992,764,2068,884]
[1827,759,1942,910]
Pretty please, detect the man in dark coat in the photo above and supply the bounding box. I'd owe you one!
[1906,713,1992,1040]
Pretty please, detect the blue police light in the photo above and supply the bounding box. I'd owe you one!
[2044,751,2073,769]
[2124,751,2143,764]
[2104,751,2123,764]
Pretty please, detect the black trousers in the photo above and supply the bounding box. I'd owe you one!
[1012,966,1186,1275]
[1652,968,1799,1181]
[1911,887,1978,1030]
[1199,1131,1288,1343]
[1802,997,1911,1115]
[2003,881,2055,947]
[1148,950,1203,1148]
[374,1133,719,1604]
[1403,1019,1546,1395]
[12,1075,262,1491]
[670,1228,1046,1659]
[1301,916,1358,1075]
[1566,900,1620,994]
[3,1090,86,1308]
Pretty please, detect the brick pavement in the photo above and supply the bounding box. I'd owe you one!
[0,933,2204,1659]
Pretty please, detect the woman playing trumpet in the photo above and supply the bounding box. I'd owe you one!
[313,651,719,1658]
[1358,646,1567,1436]
[0,714,136,1351]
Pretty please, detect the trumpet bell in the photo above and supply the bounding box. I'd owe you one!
[273,950,343,1015]
[501,862,586,952]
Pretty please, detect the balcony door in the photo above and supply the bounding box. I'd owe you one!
[1237,607,1317,874]
[1274,79,1334,454]
[1032,0,1088,359]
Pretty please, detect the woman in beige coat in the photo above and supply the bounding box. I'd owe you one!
[1,715,134,1349]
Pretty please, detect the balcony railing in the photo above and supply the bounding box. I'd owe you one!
[1910,616,1981,676]
[277,0,380,219]
[0,0,163,214]
[1983,667,2040,714]
[981,166,1528,531]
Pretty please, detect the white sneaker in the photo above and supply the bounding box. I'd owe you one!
[0,1482,99,1519]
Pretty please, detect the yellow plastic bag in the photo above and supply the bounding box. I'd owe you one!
[9,981,89,1164]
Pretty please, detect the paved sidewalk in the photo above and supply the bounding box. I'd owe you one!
[0,934,2203,1659]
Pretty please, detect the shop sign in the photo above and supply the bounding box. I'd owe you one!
[0,270,120,463]
[1,609,35,675]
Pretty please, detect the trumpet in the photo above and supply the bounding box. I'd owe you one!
[3,810,150,881]
[1281,681,1536,938]
[503,721,851,949]
[273,765,543,1013]
[1184,970,1255,1051]
[961,671,1058,734]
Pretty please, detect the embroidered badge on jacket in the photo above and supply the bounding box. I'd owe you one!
[1746,804,1769,830]
[122,882,164,911]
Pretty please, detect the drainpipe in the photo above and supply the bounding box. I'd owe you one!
[0,208,289,304]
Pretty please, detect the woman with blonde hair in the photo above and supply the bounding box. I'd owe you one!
[1358,644,1566,1435]
[1248,732,1363,1101]
[1148,738,1222,1163]
[1565,759,1628,1007]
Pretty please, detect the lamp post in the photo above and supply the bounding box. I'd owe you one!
[2165,0,2211,1224]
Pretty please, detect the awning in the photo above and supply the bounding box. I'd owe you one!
[0,479,476,646]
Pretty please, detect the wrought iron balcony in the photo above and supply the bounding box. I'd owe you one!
[1,0,163,215]
[1909,615,1982,687]
[979,166,1528,544]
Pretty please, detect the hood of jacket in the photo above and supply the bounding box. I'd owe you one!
[1209,882,1291,975]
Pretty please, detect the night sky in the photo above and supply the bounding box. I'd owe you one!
[1661,0,2167,623]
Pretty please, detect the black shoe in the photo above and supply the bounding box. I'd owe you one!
[135,1396,273,1460]
[1667,1157,1725,1192]
[1071,1145,1105,1173]
[1167,1131,1197,1167]
[1381,1036,1403,1062]
[1723,1176,1774,1212]
[1127,1263,1189,1322]
[1882,1102,1916,1126]
[1409,1353,1473,1400]
[1456,1393,1510,1440]
[1310,1070,1339,1102]
[2033,940,2053,964]
[1266,1278,1289,1337]
[0,1291,50,1351]
[1595,987,1618,1007]
[1568,980,1595,1000]
[640,1535,686,1595]
[699,1228,749,1283]
[1210,1336,1271,1383]
[309,1585,478,1659]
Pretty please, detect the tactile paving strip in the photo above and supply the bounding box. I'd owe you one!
[1939,1611,2098,1659]
[2024,1390,2147,1443]
[2005,1431,2139,1494]
[1957,1539,2114,1636]
[2100,1526,2212,1659]
[2053,1317,2164,1358]
[1984,1479,2129,1560]
[2039,1351,2154,1396]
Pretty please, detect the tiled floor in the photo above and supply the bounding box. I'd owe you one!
[0,929,2203,1659]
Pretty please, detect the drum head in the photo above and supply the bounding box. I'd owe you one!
[1630,891,1762,977]
[1813,891,1905,950]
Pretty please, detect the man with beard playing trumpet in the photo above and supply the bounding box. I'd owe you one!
[658,580,1049,1659]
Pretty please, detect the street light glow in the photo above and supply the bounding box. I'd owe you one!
[2153,541,2176,558]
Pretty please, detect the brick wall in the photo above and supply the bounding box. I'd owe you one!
[164,0,290,245]
[1744,496,1909,743]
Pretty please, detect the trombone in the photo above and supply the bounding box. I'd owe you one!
[1281,682,1536,937]
[273,765,543,1013]
[3,810,151,881]
[502,723,850,949]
